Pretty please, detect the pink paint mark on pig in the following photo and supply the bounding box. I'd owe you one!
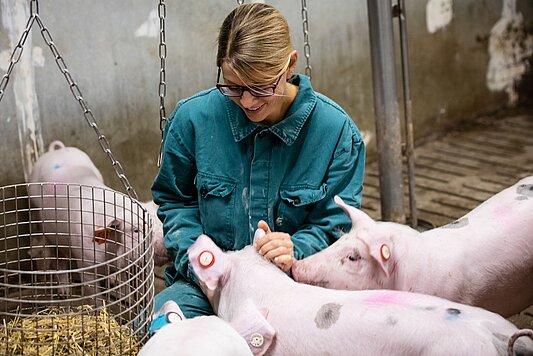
[363,291,410,307]
[188,234,533,355]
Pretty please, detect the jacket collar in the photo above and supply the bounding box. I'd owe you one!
[225,74,317,145]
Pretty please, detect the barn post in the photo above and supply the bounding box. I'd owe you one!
[366,0,406,223]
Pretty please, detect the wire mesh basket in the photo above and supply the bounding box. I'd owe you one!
[0,183,154,355]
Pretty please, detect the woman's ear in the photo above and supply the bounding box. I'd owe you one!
[287,50,298,79]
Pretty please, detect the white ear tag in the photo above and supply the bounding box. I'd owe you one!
[198,250,215,268]
[380,244,391,260]
[250,333,264,347]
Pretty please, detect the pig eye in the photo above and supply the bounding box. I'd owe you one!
[347,250,361,262]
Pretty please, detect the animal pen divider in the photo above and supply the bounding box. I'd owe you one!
[0,183,154,355]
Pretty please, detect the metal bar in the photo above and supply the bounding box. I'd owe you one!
[396,0,418,228]
[366,0,405,222]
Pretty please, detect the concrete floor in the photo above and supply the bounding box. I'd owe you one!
[155,112,533,329]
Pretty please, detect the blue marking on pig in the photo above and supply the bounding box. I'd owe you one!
[52,163,61,170]
[442,218,468,229]
[445,308,461,320]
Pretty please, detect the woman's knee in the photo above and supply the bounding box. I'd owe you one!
[154,280,214,318]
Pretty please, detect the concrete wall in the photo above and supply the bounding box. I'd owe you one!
[0,0,532,201]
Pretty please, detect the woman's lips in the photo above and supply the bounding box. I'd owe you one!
[245,103,265,112]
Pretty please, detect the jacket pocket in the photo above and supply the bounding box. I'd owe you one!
[276,183,327,233]
[195,173,237,249]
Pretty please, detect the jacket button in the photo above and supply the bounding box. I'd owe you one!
[200,187,208,197]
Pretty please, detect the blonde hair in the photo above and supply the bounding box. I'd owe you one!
[217,3,293,85]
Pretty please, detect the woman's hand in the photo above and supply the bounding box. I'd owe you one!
[254,220,294,272]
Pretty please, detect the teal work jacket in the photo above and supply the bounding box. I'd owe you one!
[151,74,366,286]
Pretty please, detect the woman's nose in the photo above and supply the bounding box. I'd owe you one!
[240,90,258,108]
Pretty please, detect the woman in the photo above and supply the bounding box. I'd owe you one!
[151,3,365,319]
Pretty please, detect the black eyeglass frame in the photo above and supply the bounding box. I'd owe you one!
[216,67,283,97]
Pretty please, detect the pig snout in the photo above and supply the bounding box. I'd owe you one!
[141,200,169,266]
[291,259,329,288]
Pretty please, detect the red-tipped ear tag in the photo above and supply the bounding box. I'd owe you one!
[380,244,391,260]
[198,250,215,268]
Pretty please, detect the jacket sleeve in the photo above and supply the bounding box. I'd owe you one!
[151,107,202,286]
[291,121,366,260]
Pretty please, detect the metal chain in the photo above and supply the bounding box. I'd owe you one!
[1,0,138,200]
[301,0,312,79]
[157,0,167,167]
[0,15,36,104]
[34,15,138,200]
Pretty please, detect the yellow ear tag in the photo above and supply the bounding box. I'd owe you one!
[198,250,215,268]
[380,244,391,260]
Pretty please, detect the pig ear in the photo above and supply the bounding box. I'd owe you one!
[230,299,276,356]
[188,234,226,291]
[194,234,223,254]
[93,219,123,245]
[334,196,375,229]
[368,241,392,277]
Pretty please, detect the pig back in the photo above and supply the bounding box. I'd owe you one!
[217,247,526,356]
[29,142,104,186]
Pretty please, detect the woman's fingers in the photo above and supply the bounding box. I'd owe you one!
[273,254,294,271]
[256,233,293,257]
[262,245,292,261]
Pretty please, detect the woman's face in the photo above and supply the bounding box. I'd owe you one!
[220,62,288,126]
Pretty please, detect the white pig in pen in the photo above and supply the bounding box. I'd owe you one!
[188,231,533,356]
[291,175,533,318]
[26,140,164,300]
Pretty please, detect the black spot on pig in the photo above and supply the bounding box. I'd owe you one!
[443,218,469,229]
[315,303,342,329]
[517,184,533,198]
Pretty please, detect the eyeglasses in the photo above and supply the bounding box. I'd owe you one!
[216,67,283,97]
